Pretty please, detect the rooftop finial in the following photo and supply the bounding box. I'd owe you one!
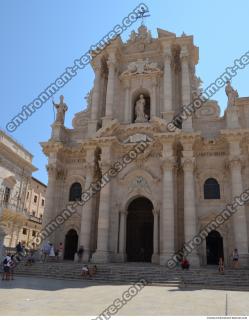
[136,6,150,26]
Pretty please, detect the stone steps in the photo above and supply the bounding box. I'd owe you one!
[13,262,249,289]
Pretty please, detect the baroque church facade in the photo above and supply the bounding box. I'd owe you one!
[41,25,249,266]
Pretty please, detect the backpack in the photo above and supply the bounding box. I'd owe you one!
[3,257,8,265]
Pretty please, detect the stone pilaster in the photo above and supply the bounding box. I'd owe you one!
[88,59,102,134]
[162,45,173,123]
[227,138,249,265]
[160,136,175,265]
[152,208,159,263]
[118,210,127,261]
[102,52,116,127]
[42,163,58,243]
[123,79,131,123]
[151,77,157,118]
[180,46,193,132]
[181,137,200,266]
[79,148,96,262]
[92,144,112,263]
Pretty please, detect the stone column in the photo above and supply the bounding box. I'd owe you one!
[123,80,131,123]
[180,46,193,132]
[160,137,175,265]
[228,139,248,265]
[162,45,173,122]
[181,138,199,266]
[151,77,157,118]
[152,209,159,263]
[91,62,101,121]
[79,148,96,262]
[92,144,112,263]
[88,60,102,134]
[118,210,127,261]
[103,52,116,127]
[42,163,58,243]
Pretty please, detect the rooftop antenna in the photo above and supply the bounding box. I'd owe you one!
[137,7,150,26]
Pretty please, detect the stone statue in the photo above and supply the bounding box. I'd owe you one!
[135,94,148,123]
[225,81,238,108]
[53,95,68,124]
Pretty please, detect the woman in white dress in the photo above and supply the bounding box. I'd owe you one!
[49,243,55,257]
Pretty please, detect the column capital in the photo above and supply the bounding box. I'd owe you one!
[229,157,241,170]
[83,161,95,174]
[180,45,189,62]
[181,157,196,171]
[161,157,176,171]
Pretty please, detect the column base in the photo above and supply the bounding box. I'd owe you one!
[82,250,91,263]
[114,253,127,263]
[152,253,159,264]
[187,252,200,267]
[91,250,111,263]
[159,252,175,268]
[87,120,98,135]
[161,111,174,123]
[101,116,112,127]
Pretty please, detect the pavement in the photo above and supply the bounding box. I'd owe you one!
[0,276,248,316]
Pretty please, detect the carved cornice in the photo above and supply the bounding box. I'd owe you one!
[41,141,64,156]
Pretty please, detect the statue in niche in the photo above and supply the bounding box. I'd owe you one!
[225,80,238,108]
[53,95,68,125]
[135,94,148,123]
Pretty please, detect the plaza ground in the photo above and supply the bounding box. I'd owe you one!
[0,276,248,316]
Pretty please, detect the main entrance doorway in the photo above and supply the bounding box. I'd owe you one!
[126,197,153,262]
[206,230,224,265]
[64,229,78,260]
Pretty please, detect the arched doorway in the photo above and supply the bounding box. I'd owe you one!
[126,197,153,262]
[206,230,224,265]
[64,229,78,260]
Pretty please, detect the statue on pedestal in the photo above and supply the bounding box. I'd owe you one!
[135,94,148,123]
[225,81,238,108]
[53,95,68,125]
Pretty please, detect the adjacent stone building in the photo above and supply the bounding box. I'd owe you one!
[41,26,249,266]
[0,130,46,252]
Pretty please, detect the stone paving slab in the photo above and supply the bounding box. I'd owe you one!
[0,276,248,316]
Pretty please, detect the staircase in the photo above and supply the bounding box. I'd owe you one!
[14,261,249,289]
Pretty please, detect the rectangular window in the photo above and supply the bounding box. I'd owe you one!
[41,199,45,206]
[34,195,37,203]
[22,228,27,235]
[32,230,36,237]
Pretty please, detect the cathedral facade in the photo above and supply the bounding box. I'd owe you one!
[41,26,249,267]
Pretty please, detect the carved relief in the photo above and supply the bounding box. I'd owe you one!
[128,176,151,194]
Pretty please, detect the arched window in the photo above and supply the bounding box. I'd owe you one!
[69,182,82,201]
[204,178,220,199]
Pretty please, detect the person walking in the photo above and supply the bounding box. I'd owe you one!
[42,242,51,262]
[77,246,84,263]
[9,255,16,280]
[49,243,55,258]
[218,257,225,274]
[57,242,63,262]
[232,248,239,268]
[2,254,11,280]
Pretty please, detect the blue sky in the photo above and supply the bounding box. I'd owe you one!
[1,0,249,184]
